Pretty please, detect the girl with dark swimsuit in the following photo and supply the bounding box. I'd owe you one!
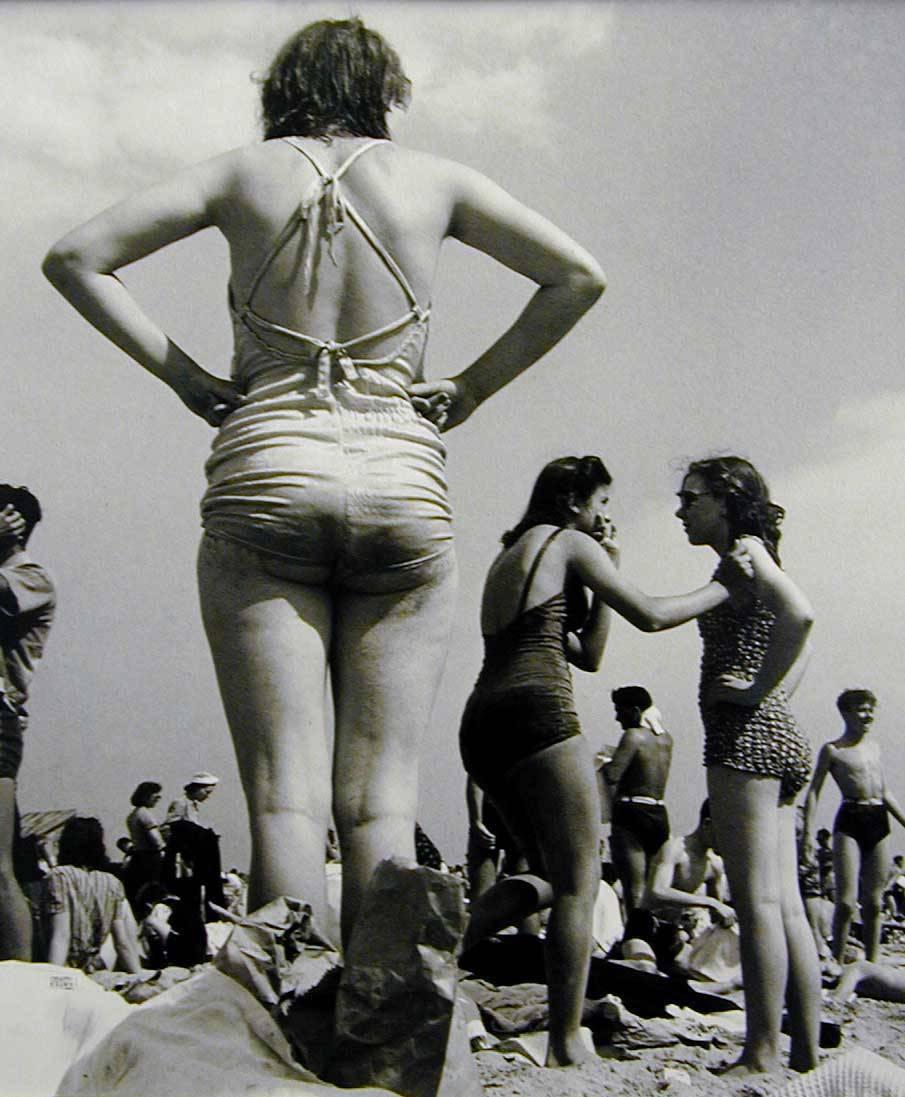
[460,455,746,1066]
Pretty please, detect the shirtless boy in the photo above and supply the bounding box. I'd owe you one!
[805,689,905,961]
[603,685,673,915]
[638,799,735,973]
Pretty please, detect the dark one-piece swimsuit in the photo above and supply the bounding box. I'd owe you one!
[459,528,588,797]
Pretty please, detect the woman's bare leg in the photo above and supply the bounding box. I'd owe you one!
[776,800,821,1072]
[510,737,601,1067]
[198,538,333,924]
[331,554,457,947]
[708,765,787,1075]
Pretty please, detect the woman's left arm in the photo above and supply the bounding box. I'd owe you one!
[47,909,72,967]
[708,537,814,707]
[42,154,245,426]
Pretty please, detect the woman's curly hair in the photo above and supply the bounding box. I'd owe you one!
[57,816,111,872]
[259,18,411,140]
[502,456,612,548]
[687,456,785,563]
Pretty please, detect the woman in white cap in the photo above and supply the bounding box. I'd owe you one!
[164,773,219,829]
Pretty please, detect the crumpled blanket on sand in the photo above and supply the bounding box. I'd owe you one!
[55,966,393,1097]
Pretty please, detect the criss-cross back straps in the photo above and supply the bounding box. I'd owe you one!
[516,528,566,616]
[239,138,424,319]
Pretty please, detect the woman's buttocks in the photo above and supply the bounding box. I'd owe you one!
[200,374,452,587]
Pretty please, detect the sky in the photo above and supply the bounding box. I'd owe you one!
[2,0,905,871]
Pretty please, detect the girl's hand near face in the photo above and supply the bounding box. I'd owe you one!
[594,516,620,566]
[0,506,26,542]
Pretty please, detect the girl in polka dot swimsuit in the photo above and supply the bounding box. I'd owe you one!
[676,456,820,1078]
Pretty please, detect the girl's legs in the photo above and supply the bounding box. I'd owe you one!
[473,737,600,1066]
[198,538,334,924]
[707,765,788,1074]
[776,799,821,1072]
[330,554,457,947]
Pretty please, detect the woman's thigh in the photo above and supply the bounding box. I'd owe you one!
[707,765,782,910]
[197,535,333,815]
[330,552,457,823]
[507,736,601,892]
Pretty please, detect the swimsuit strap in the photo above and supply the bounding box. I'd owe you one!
[238,138,386,310]
[516,528,566,617]
[231,138,430,396]
[282,137,425,315]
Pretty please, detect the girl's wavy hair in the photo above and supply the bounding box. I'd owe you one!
[259,18,411,140]
[686,456,785,563]
[57,816,111,872]
[130,781,162,808]
[502,456,612,548]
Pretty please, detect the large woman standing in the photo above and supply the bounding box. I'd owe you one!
[459,455,744,1066]
[42,19,604,945]
[676,456,820,1075]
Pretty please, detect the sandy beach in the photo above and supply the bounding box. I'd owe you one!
[474,996,905,1097]
[470,931,905,1097]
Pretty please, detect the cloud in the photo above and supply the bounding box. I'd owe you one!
[2,1,615,229]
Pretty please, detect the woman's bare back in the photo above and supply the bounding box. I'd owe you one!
[213,138,455,358]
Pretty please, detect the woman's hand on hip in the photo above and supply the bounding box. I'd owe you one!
[409,376,477,432]
[170,366,246,427]
[705,674,761,708]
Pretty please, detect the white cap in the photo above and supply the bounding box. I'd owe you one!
[188,771,219,786]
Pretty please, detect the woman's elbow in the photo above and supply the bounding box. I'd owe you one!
[796,609,815,639]
[42,243,77,289]
[569,260,607,304]
[42,238,95,290]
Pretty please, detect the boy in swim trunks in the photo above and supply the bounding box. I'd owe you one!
[0,487,55,959]
[805,689,905,962]
[603,686,673,917]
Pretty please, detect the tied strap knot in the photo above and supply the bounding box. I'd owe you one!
[298,174,347,289]
[314,341,359,398]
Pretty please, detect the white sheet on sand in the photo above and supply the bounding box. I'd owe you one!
[55,966,393,1097]
[0,961,132,1097]
[774,1048,905,1097]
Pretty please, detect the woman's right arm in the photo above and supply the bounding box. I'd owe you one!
[410,163,605,429]
[111,899,144,973]
[565,531,729,632]
[42,153,245,426]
